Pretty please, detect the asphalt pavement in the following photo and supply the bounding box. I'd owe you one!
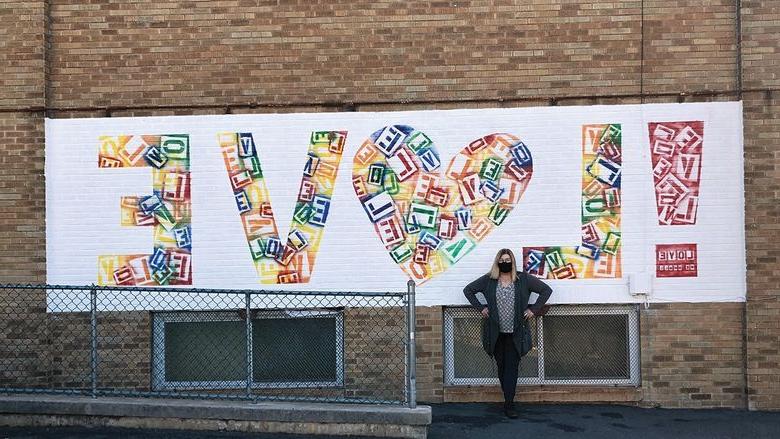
[2,402,779,439]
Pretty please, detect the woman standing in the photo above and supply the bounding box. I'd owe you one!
[463,248,552,419]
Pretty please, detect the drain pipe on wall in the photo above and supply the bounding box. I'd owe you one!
[734,0,750,412]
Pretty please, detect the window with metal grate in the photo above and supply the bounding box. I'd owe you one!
[444,305,640,386]
[152,310,344,390]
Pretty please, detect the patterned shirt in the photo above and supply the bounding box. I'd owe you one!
[496,280,515,333]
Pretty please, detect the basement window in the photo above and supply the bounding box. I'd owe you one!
[152,310,344,389]
[444,305,640,386]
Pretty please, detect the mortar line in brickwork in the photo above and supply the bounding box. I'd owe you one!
[1,88,776,116]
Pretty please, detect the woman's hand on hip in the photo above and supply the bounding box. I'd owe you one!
[481,307,489,318]
[524,309,535,320]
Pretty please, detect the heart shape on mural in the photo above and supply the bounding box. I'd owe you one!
[352,125,534,284]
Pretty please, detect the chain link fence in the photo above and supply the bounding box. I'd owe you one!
[0,283,416,406]
[444,305,641,386]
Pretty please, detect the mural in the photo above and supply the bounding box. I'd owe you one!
[352,126,534,284]
[522,124,622,279]
[97,134,193,286]
[46,102,745,304]
[648,121,703,226]
[219,131,348,284]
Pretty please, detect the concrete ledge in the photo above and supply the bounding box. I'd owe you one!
[0,395,431,438]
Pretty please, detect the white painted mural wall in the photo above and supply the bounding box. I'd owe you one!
[45,102,745,306]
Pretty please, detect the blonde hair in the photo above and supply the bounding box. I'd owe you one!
[489,248,517,281]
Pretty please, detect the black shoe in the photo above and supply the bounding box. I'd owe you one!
[504,402,518,419]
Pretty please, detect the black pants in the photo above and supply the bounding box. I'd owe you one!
[494,332,520,404]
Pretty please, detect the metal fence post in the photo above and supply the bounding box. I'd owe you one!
[90,286,98,398]
[406,280,417,409]
[245,292,252,399]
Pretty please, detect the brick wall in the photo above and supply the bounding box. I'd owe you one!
[1,0,778,410]
[413,303,746,408]
[0,0,47,391]
[742,0,780,412]
[0,0,46,283]
[46,0,644,109]
[343,307,406,402]
[643,0,737,93]
[0,113,46,282]
[415,307,444,402]
[0,0,45,108]
[640,303,746,408]
[744,97,780,411]
[0,287,49,389]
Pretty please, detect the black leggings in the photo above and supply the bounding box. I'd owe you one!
[494,332,520,404]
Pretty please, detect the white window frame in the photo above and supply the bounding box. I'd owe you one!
[443,307,543,386]
[152,310,344,390]
[444,305,641,387]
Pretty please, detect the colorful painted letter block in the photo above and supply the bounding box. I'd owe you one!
[353,126,534,284]
[98,134,193,286]
[219,131,347,284]
[522,124,622,279]
[648,121,703,225]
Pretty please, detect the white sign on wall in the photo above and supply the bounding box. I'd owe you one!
[45,102,746,305]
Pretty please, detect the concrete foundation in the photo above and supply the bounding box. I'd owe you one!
[0,395,432,438]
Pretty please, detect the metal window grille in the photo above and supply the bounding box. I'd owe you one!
[151,310,344,390]
[0,283,417,407]
[444,305,640,386]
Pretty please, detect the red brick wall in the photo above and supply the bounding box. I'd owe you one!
[1,0,778,410]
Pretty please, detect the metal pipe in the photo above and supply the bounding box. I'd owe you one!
[90,287,98,398]
[245,292,253,400]
[736,0,748,409]
[406,280,417,409]
[405,287,410,406]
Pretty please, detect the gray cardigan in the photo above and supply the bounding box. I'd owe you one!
[463,271,552,357]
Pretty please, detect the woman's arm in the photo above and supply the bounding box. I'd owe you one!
[526,273,552,314]
[463,274,488,310]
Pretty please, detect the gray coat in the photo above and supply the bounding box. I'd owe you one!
[463,271,552,357]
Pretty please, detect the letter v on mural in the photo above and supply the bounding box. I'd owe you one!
[45,102,746,304]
